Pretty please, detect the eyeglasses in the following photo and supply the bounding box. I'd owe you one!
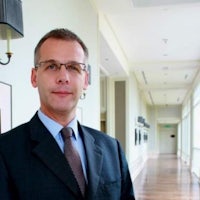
[35,60,87,74]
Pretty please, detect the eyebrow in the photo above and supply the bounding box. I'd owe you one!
[39,59,57,63]
[39,59,83,64]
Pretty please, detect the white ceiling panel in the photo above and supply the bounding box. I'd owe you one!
[95,0,200,107]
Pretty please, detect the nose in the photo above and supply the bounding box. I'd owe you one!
[56,65,70,84]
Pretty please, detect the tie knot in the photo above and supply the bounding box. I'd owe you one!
[61,127,73,141]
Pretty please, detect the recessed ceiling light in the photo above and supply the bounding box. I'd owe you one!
[162,8,169,11]
[184,74,188,80]
[162,66,168,70]
[162,38,168,44]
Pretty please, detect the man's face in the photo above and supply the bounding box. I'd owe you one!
[31,38,89,118]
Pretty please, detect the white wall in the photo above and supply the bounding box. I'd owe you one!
[147,106,159,157]
[0,0,100,130]
[156,105,181,120]
[126,73,148,180]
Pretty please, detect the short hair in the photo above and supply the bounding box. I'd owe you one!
[34,28,89,65]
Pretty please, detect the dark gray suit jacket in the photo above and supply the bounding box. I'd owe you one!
[0,113,135,200]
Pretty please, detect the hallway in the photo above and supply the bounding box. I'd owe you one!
[134,155,200,200]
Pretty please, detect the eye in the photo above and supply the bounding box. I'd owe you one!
[46,62,59,71]
[67,63,81,73]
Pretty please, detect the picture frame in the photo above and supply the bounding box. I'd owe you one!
[0,81,12,133]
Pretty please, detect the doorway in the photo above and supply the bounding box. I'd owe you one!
[159,124,177,154]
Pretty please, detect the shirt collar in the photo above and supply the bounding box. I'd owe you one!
[38,109,79,140]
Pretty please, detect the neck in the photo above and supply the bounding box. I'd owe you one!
[40,108,76,127]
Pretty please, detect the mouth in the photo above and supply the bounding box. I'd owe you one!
[52,90,72,97]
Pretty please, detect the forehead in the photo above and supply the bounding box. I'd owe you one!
[38,38,85,62]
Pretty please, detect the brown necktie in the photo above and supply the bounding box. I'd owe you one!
[61,127,86,196]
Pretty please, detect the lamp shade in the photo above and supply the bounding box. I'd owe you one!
[0,0,23,40]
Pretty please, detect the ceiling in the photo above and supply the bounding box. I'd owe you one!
[94,0,200,106]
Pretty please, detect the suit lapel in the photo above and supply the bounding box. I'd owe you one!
[29,114,82,198]
[80,125,103,197]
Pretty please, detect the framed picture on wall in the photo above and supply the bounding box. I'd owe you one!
[135,128,137,145]
[0,81,12,133]
[139,130,141,145]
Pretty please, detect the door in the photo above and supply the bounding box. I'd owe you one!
[159,124,177,154]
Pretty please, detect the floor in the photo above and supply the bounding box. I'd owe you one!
[134,154,200,200]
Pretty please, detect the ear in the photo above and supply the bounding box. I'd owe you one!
[31,68,38,88]
[83,71,89,90]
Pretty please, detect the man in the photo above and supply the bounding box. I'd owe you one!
[0,28,135,200]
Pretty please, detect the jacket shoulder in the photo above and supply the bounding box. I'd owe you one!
[0,113,39,148]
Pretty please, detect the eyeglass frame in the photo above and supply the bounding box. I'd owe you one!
[34,59,88,74]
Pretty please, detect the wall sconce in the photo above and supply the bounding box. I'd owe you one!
[0,0,24,65]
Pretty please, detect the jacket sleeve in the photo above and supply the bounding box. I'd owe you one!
[116,140,136,200]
